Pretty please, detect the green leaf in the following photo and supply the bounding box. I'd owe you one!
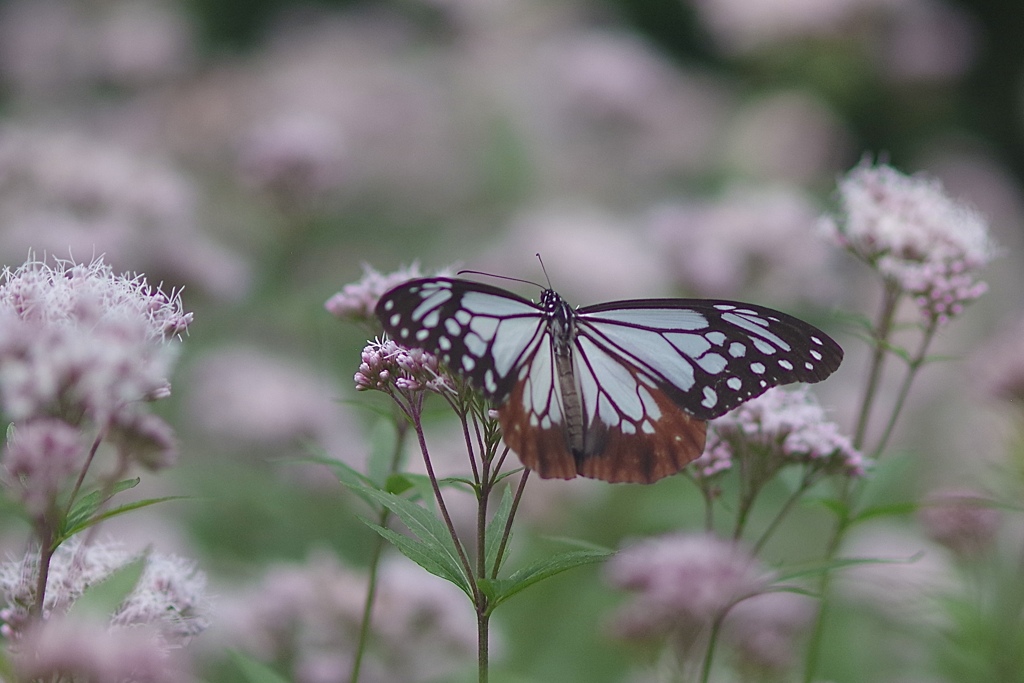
[484,486,514,576]
[362,519,471,596]
[487,468,524,488]
[57,496,188,547]
[385,472,416,495]
[488,548,612,610]
[63,478,141,533]
[388,472,444,507]
[853,501,920,523]
[773,553,921,584]
[319,457,382,511]
[67,555,145,619]
[355,486,471,595]
[229,650,291,683]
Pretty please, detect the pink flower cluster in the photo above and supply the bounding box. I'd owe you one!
[918,487,1002,559]
[220,553,478,683]
[822,160,997,324]
[605,533,768,646]
[326,262,451,323]
[355,338,451,395]
[693,386,865,479]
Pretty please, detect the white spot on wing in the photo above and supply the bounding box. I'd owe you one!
[729,342,746,358]
[464,332,487,358]
[412,289,451,322]
[696,353,727,374]
[701,386,717,408]
[584,308,708,330]
[751,362,766,374]
[722,312,791,351]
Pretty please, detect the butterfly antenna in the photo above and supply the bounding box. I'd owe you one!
[535,253,554,290]
[457,269,544,290]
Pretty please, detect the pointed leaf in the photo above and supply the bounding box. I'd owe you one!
[64,478,140,533]
[318,457,383,511]
[853,501,920,523]
[362,519,471,596]
[57,496,188,546]
[774,554,921,584]
[355,486,470,591]
[489,548,612,609]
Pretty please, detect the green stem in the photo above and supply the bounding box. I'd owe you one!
[62,431,105,521]
[478,610,490,683]
[870,318,938,459]
[491,467,528,579]
[412,411,477,600]
[350,420,408,683]
[804,284,901,682]
[751,472,816,555]
[30,525,55,617]
[853,280,902,450]
[699,612,727,683]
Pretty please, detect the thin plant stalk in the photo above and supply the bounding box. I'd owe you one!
[870,318,939,459]
[751,472,817,555]
[699,611,729,683]
[853,279,902,449]
[804,288,942,682]
[350,419,409,683]
[491,468,529,579]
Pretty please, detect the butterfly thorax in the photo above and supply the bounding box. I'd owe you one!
[541,290,589,456]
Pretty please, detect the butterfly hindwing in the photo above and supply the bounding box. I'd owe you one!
[376,278,547,401]
[496,341,579,479]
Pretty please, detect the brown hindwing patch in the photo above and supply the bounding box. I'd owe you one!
[498,374,707,484]
[576,387,707,484]
[497,380,578,480]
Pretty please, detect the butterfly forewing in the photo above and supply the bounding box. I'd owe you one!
[575,299,843,421]
[376,278,548,400]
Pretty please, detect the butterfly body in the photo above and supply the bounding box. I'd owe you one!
[376,277,843,484]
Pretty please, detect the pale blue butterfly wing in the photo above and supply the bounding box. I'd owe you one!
[376,278,843,483]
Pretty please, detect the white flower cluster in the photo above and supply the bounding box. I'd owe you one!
[0,537,207,644]
[822,161,997,323]
[0,257,189,469]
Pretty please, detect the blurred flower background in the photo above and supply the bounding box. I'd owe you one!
[0,0,1022,681]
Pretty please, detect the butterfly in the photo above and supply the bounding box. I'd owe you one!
[376,277,843,484]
